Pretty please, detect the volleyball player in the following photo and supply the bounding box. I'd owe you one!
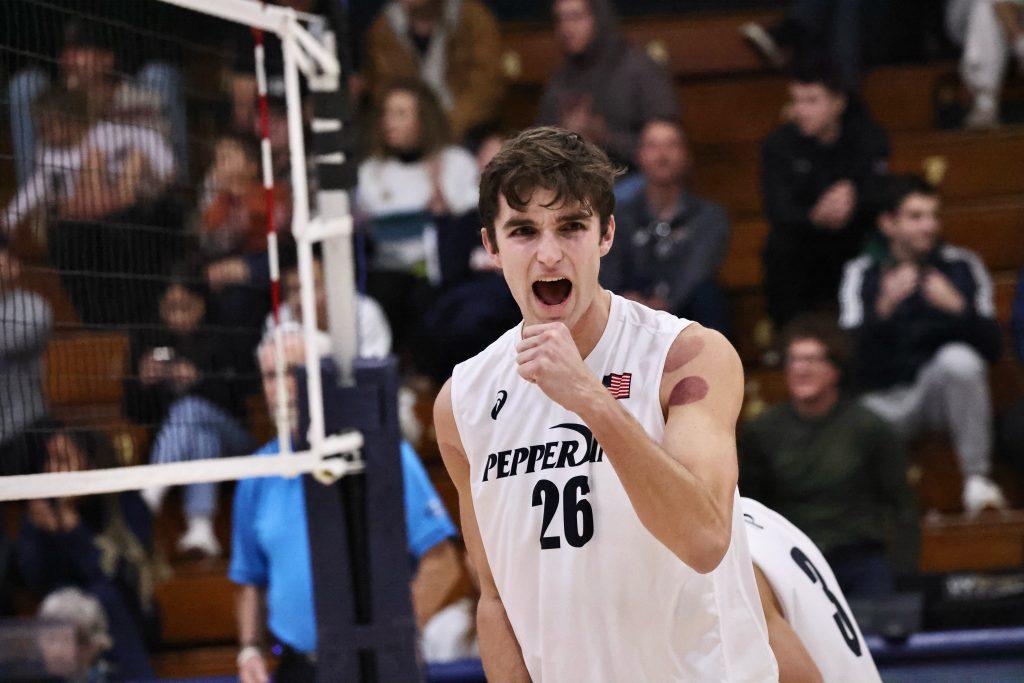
[433,127,778,681]
[743,497,882,683]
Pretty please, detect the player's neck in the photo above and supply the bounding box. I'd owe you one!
[570,288,613,360]
[644,181,683,220]
[791,387,839,419]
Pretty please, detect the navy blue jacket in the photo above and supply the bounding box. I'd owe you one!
[838,243,1003,391]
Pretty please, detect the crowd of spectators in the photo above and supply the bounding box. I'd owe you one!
[0,0,1022,679]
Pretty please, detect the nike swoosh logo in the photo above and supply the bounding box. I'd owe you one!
[491,390,508,420]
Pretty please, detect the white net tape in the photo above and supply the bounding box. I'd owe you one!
[0,431,363,502]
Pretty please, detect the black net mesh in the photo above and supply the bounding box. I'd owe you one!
[0,0,301,479]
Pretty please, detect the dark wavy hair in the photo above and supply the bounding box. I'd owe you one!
[479,126,621,247]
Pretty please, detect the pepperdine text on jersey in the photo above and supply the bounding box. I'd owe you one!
[481,423,605,482]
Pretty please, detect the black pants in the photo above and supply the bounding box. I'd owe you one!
[763,232,860,329]
[275,646,317,683]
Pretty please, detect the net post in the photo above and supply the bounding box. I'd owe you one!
[297,359,421,682]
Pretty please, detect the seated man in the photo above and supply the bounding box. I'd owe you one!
[600,119,732,334]
[760,60,889,328]
[231,329,465,682]
[840,174,1007,514]
[740,315,915,597]
[743,497,882,683]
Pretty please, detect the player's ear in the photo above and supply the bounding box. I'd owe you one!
[599,215,615,257]
[481,226,502,268]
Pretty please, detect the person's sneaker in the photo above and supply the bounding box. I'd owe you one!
[740,23,786,68]
[141,485,167,514]
[964,94,999,130]
[962,475,1008,515]
[177,517,221,558]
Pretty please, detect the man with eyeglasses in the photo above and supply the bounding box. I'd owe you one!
[739,314,915,598]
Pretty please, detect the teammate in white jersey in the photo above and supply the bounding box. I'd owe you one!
[434,127,777,681]
[743,497,882,683]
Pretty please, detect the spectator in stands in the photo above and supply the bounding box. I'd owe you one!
[947,0,1024,129]
[1,89,91,239]
[741,0,869,91]
[198,132,293,376]
[264,247,393,360]
[363,0,506,142]
[739,315,915,597]
[357,79,479,356]
[415,130,520,383]
[16,428,156,680]
[197,133,290,262]
[33,85,182,326]
[839,175,1007,514]
[0,236,54,478]
[126,265,252,558]
[231,329,467,681]
[7,18,185,188]
[600,119,732,335]
[761,60,889,329]
[537,0,679,168]
[36,587,113,681]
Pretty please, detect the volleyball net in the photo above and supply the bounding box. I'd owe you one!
[0,0,363,502]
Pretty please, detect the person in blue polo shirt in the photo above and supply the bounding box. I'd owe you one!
[230,327,464,683]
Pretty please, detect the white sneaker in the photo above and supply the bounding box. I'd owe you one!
[741,23,785,68]
[177,516,221,557]
[141,485,167,514]
[964,94,999,130]
[962,475,1008,515]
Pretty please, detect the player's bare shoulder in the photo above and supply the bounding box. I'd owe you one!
[658,323,744,419]
[433,379,469,476]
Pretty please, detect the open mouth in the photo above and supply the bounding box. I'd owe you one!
[532,278,572,307]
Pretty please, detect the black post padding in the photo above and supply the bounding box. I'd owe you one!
[312,128,345,156]
[313,89,348,119]
[297,358,422,683]
[317,163,358,192]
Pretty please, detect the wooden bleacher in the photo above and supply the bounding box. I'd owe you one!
[43,332,151,465]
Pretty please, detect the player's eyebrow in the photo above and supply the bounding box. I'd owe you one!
[500,216,536,232]
[556,211,592,224]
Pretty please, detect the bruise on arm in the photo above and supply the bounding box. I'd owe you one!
[668,376,710,407]
[664,335,704,373]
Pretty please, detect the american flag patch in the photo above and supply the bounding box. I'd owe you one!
[602,372,632,399]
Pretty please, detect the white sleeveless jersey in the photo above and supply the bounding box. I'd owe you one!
[741,498,881,683]
[451,294,778,682]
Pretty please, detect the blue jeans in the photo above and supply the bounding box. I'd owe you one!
[150,396,253,518]
[7,61,188,185]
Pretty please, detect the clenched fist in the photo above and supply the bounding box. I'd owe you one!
[516,323,603,413]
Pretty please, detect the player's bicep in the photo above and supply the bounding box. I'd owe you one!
[433,380,501,600]
[659,327,743,504]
